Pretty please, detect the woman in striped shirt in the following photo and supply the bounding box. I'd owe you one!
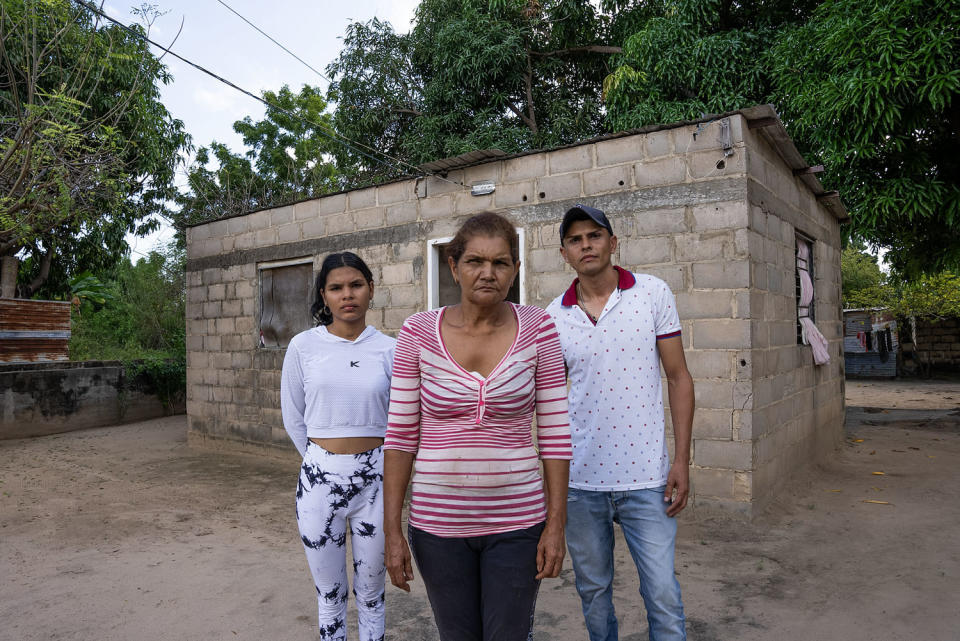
[383,212,572,641]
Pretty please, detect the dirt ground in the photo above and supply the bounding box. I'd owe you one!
[2,379,959,641]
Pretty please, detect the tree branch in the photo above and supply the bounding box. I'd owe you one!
[531,45,623,57]
[21,238,55,297]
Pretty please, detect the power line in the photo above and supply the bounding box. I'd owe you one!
[72,1,461,187]
[214,0,332,85]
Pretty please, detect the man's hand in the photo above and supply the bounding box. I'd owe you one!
[664,462,689,517]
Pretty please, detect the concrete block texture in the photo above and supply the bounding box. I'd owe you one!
[689,407,733,439]
[692,260,750,289]
[386,202,419,226]
[276,223,301,244]
[634,156,686,187]
[382,262,415,286]
[620,236,673,266]
[325,212,356,236]
[300,217,327,240]
[548,146,593,174]
[293,199,319,220]
[420,194,454,220]
[584,165,632,196]
[528,247,567,273]
[691,201,749,231]
[677,290,735,322]
[348,187,377,210]
[633,208,687,235]
[692,467,736,499]
[503,153,546,182]
[675,231,732,262]
[464,163,501,185]
[693,319,751,349]
[318,193,347,215]
[644,130,674,158]
[633,265,686,293]
[684,349,734,379]
[494,180,535,208]
[695,438,752,470]
[536,174,583,202]
[688,148,746,180]
[695,380,734,409]
[353,208,385,231]
[595,136,643,167]
[270,206,294,227]
[376,180,410,205]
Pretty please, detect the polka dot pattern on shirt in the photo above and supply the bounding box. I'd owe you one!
[546,272,682,491]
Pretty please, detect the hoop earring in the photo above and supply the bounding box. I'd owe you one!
[322,305,331,316]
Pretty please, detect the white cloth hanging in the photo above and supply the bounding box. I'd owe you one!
[797,240,830,365]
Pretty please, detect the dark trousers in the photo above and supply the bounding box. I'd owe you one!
[408,522,545,641]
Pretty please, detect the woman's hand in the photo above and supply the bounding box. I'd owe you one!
[385,529,415,591]
[535,520,565,579]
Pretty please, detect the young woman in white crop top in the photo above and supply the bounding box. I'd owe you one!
[281,252,395,641]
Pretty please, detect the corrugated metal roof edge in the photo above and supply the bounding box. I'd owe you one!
[186,104,847,228]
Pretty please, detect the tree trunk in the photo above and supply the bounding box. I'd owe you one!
[0,255,18,298]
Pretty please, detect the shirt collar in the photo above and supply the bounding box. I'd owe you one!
[560,266,636,307]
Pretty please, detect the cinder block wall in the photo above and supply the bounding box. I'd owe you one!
[737,123,846,513]
[913,318,960,371]
[185,111,845,514]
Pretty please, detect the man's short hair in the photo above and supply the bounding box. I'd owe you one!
[560,204,614,242]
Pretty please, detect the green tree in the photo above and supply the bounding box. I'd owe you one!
[176,85,338,226]
[770,0,960,277]
[603,0,960,277]
[0,0,188,297]
[841,245,886,308]
[603,0,816,130]
[70,243,185,360]
[326,0,627,183]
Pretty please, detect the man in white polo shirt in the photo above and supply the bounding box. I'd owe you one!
[546,204,695,641]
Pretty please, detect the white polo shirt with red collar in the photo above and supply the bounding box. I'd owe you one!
[546,266,682,490]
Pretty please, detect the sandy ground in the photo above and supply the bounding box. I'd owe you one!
[2,379,959,641]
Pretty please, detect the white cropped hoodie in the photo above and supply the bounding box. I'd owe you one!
[280,324,396,457]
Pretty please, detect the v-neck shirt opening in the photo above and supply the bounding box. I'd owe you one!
[436,303,520,381]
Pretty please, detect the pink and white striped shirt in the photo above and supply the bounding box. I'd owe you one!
[385,303,572,537]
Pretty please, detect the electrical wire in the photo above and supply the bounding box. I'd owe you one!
[72,1,463,187]
[214,0,332,85]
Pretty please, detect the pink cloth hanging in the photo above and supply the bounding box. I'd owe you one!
[797,240,830,365]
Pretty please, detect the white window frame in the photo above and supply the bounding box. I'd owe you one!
[427,228,526,310]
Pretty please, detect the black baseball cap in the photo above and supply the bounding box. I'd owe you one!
[560,204,614,240]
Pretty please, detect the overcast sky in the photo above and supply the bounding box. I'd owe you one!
[111,0,421,258]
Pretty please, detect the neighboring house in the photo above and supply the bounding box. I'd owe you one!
[184,104,847,516]
[843,309,898,378]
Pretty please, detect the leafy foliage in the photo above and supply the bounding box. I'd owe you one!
[69,271,115,307]
[603,0,816,130]
[70,243,185,361]
[604,0,959,277]
[326,0,626,183]
[0,0,188,297]
[770,0,960,277]
[176,85,338,226]
[124,354,186,413]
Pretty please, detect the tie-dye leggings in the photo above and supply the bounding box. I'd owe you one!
[296,442,386,641]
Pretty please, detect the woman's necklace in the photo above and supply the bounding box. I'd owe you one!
[576,281,599,324]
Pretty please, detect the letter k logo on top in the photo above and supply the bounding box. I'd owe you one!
[350,361,359,368]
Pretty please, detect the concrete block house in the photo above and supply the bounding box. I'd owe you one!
[184,105,848,515]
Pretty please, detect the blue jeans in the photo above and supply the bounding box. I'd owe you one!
[566,486,685,641]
